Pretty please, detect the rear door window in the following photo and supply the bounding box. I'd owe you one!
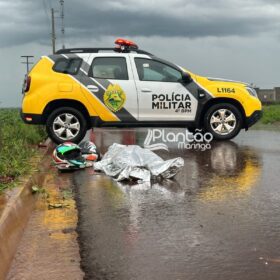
[89,57,128,80]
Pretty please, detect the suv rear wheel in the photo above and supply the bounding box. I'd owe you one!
[46,107,87,144]
[204,103,242,140]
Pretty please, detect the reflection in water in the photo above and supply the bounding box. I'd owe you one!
[93,128,262,238]
[114,179,185,241]
[95,129,262,200]
[109,143,261,243]
[96,139,262,253]
[117,178,183,196]
[210,142,238,174]
[94,127,262,203]
[198,141,262,201]
[76,129,280,280]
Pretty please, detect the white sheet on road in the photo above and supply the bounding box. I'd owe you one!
[94,143,184,182]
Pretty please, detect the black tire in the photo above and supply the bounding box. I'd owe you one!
[46,107,88,144]
[203,103,243,140]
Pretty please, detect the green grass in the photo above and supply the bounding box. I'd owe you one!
[0,108,47,192]
[260,104,280,125]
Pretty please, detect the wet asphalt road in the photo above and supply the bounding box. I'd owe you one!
[73,129,280,280]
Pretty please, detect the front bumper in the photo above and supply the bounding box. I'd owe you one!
[245,110,263,129]
[20,110,44,124]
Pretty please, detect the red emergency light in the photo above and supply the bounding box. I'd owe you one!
[114,38,138,52]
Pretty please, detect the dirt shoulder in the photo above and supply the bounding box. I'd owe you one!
[7,156,84,279]
[253,121,280,131]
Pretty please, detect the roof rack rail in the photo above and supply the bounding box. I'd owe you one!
[55,48,152,55]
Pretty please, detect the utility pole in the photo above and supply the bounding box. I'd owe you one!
[51,8,56,54]
[60,0,65,49]
[21,56,34,74]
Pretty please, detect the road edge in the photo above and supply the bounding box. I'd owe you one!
[0,138,54,279]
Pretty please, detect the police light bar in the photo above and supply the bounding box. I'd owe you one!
[114,38,138,52]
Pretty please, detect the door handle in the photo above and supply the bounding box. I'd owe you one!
[87,85,99,93]
[141,88,152,93]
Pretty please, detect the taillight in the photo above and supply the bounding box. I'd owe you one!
[22,75,31,93]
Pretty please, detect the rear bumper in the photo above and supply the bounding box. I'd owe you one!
[20,110,44,124]
[245,110,262,128]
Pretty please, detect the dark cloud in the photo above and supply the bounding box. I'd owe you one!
[63,0,280,40]
[0,0,279,47]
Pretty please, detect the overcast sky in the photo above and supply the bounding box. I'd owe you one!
[0,0,279,107]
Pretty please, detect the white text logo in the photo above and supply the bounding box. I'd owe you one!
[144,129,213,151]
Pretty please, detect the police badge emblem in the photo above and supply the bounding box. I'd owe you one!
[103,84,126,112]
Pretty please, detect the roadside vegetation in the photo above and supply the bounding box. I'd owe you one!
[260,104,280,125]
[0,108,46,192]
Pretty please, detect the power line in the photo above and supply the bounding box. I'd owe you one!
[21,56,34,74]
[42,0,51,25]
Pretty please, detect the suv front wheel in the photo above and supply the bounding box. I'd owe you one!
[46,107,88,144]
[204,103,243,140]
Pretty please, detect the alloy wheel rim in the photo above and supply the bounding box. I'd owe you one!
[210,109,236,135]
[53,113,80,140]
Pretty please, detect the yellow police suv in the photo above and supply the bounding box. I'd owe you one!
[21,39,262,144]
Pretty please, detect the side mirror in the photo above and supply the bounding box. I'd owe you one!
[181,72,192,84]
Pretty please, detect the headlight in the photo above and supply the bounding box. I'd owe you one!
[246,87,258,98]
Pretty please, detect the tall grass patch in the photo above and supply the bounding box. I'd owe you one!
[0,108,46,191]
[261,104,280,124]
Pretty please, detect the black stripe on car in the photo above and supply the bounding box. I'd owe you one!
[49,54,137,123]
